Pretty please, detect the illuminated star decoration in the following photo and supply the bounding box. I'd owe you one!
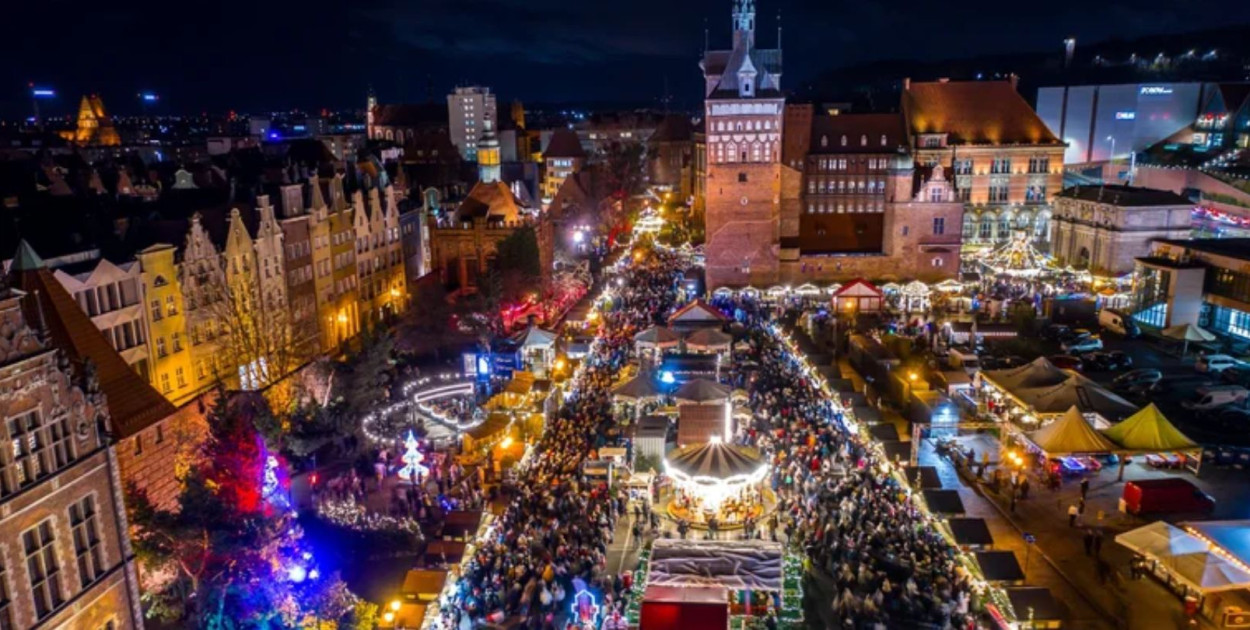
[570,589,600,627]
[398,430,428,482]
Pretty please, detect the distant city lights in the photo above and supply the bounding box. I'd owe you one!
[31,88,55,98]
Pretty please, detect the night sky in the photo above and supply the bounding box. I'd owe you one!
[4,0,1248,117]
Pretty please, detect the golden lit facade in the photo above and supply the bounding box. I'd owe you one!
[60,95,121,146]
[353,186,408,329]
[138,243,201,404]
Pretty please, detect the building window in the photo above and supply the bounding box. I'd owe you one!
[738,172,748,183]
[923,136,940,148]
[979,218,993,240]
[1028,156,1050,174]
[176,368,187,389]
[902,226,910,236]
[172,333,182,353]
[150,299,162,321]
[165,295,178,316]
[932,257,945,267]
[0,556,13,630]
[959,187,972,202]
[23,520,64,620]
[70,496,105,588]
[954,159,973,175]
[156,337,167,358]
[880,134,888,146]
[160,373,171,394]
[990,158,1012,174]
[840,135,847,147]
[8,411,46,489]
[988,186,1009,202]
[933,217,946,235]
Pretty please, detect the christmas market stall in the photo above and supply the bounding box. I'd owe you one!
[512,325,559,377]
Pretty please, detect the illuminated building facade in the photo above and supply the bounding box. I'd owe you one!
[447,86,498,161]
[1050,185,1193,275]
[904,78,1065,249]
[542,129,587,205]
[1133,238,1250,339]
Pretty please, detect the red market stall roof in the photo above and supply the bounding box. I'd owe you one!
[640,585,729,630]
[667,299,729,326]
[832,278,883,298]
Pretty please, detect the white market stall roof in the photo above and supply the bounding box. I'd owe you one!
[793,283,822,295]
[1027,406,1117,455]
[1016,373,1138,420]
[512,325,558,349]
[1162,323,1218,343]
[684,328,733,351]
[1116,521,1209,558]
[1160,552,1250,594]
[902,280,931,296]
[648,539,783,592]
[673,378,732,404]
[634,326,681,348]
[935,279,964,292]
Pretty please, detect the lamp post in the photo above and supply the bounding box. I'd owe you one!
[1106,135,1117,180]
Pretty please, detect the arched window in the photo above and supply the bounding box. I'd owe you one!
[861,134,868,146]
[881,134,888,146]
[840,135,847,146]
[820,135,828,148]
[726,143,736,162]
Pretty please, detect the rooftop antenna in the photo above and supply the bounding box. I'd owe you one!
[777,11,782,49]
[703,18,709,53]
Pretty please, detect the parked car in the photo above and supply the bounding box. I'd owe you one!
[1121,478,1215,515]
[1048,355,1084,371]
[1113,368,1163,390]
[1042,324,1072,342]
[1181,385,1250,411]
[1196,354,1245,374]
[1098,309,1141,338]
[1085,351,1133,371]
[1062,335,1104,354]
[1220,366,1250,387]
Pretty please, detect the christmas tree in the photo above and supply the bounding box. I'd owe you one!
[398,429,427,482]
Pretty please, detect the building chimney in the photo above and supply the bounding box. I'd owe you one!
[902,78,911,91]
[1009,74,1020,90]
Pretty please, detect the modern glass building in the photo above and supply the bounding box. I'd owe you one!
[1132,238,1250,340]
[1037,82,1214,164]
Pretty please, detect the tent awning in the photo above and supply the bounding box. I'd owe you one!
[1102,403,1198,452]
[1162,323,1217,343]
[1027,406,1118,455]
[612,373,663,401]
[1116,521,1209,558]
[673,378,731,404]
[512,325,558,349]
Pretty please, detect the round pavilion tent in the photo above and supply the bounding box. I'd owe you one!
[673,378,732,405]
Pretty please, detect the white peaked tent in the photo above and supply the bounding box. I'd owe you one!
[1162,323,1217,357]
[1115,521,1209,559]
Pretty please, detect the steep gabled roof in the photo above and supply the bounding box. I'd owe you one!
[544,129,587,159]
[9,241,175,439]
[810,114,907,155]
[904,80,1061,145]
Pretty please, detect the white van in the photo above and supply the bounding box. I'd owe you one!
[1098,309,1140,338]
[1196,354,1244,374]
[1182,385,1249,411]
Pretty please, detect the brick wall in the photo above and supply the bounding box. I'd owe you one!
[116,393,212,511]
[704,163,782,288]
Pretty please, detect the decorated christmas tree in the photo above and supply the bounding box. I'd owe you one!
[398,429,428,482]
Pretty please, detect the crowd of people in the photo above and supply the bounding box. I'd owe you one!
[718,295,980,629]
[433,249,691,630]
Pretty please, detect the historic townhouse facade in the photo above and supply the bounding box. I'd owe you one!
[52,258,151,382]
[5,245,149,630]
[352,185,407,329]
[902,78,1066,250]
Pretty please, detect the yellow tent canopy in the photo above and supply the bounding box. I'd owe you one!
[1102,403,1198,452]
[1027,406,1117,455]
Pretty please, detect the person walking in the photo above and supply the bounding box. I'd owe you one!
[1068,503,1079,527]
[1083,530,1094,556]
[1079,477,1090,500]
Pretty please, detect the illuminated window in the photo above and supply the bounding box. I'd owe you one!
[23,520,63,620]
[70,496,105,588]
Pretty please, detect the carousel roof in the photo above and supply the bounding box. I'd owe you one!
[684,327,732,349]
[665,441,765,479]
[634,325,681,346]
[673,378,732,404]
[612,373,664,401]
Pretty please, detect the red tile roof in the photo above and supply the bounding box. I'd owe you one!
[904,80,1061,145]
[10,242,174,439]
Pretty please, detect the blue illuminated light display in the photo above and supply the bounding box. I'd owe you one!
[660,371,675,385]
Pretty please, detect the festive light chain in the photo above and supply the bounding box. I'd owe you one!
[360,373,479,444]
[315,499,423,537]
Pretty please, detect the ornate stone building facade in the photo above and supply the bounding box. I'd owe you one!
[1051,185,1193,275]
[4,244,150,629]
[902,78,1066,250]
[701,0,786,288]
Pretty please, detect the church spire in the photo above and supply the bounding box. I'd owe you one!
[732,0,755,50]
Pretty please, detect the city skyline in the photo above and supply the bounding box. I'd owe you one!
[4,0,1250,117]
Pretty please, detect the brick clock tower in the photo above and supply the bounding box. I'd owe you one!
[701,0,784,288]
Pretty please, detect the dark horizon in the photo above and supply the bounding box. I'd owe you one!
[4,0,1250,119]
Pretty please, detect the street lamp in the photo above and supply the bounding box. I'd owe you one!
[1106,135,1116,163]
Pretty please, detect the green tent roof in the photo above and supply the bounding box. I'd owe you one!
[1102,403,1198,452]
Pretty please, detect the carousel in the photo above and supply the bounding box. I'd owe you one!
[663,439,773,530]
